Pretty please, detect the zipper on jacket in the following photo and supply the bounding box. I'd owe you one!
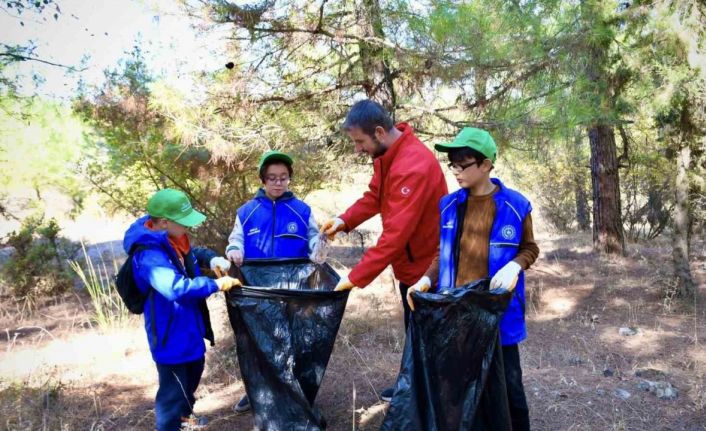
[149,290,157,349]
[271,200,276,257]
[378,162,385,208]
[405,243,415,262]
[161,312,175,347]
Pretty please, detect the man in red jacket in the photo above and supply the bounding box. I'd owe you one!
[322,99,447,401]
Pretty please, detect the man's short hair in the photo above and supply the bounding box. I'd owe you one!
[448,146,488,164]
[342,99,394,137]
[259,160,293,181]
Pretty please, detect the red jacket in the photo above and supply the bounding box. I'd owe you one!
[340,123,447,287]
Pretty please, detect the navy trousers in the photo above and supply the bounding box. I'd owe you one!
[155,357,205,431]
[502,344,531,431]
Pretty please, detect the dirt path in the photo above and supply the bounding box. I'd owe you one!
[0,234,704,430]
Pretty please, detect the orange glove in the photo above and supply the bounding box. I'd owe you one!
[215,276,242,292]
[334,276,355,291]
[320,217,346,240]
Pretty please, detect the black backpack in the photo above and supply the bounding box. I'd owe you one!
[115,245,150,314]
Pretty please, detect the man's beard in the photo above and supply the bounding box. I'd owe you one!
[371,137,387,158]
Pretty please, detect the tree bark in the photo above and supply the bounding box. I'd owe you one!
[588,123,625,254]
[582,5,626,255]
[672,141,696,299]
[574,132,591,231]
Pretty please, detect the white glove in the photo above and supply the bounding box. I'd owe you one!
[210,256,231,274]
[489,261,522,292]
[227,249,244,266]
[406,276,431,311]
[309,234,329,264]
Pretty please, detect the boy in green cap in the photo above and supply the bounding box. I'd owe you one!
[407,127,539,431]
[123,188,241,430]
[225,150,325,413]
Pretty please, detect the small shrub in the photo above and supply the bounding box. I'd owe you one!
[1,215,76,306]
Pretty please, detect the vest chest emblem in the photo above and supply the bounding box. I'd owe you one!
[501,225,516,240]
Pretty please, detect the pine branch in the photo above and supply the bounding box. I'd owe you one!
[0,51,86,71]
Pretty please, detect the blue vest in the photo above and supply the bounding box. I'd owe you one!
[437,178,532,345]
[237,190,311,259]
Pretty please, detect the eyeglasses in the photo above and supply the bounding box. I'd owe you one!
[447,160,480,173]
[265,175,290,184]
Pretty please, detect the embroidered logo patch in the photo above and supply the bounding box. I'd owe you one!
[501,225,516,240]
[400,186,411,196]
[287,222,298,233]
[247,227,261,236]
[442,221,454,229]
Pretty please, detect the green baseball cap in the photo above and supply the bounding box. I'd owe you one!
[258,150,293,170]
[146,189,206,227]
[434,127,497,163]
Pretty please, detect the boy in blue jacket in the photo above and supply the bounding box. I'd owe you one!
[407,128,539,431]
[225,150,325,413]
[123,189,241,431]
[226,150,323,265]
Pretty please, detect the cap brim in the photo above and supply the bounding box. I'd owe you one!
[434,142,465,153]
[262,153,293,166]
[172,209,206,228]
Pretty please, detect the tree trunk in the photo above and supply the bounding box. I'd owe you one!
[575,176,591,231]
[574,132,591,231]
[580,1,625,255]
[672,141,696,299]
[588,124,625,254]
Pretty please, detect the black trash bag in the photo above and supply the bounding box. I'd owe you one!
[381,279,513,431]
[226,258,349,431]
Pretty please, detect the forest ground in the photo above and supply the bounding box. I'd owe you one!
[0,230,705,431]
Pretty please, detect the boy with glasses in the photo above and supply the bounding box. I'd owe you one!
[407,127,539,431]
[225,150,325,413]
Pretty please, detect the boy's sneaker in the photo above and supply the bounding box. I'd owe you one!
[380,387,394,402]
[180,414,207,430]
[233,394,251,414]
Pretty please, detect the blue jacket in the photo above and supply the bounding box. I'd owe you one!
[437,178,532,345]
[234,189,312,259]
[123,215,219,365]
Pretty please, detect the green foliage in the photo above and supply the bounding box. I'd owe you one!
[0,96,91,217]
[1,216,77,305]
[505,132,591,233]
[75,47,338,251]
[621,147,674,240]
[70,0,704,248]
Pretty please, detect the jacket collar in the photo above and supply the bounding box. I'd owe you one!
[455,177,507,204]
[375,123,413,171]
[254,188,295,203]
